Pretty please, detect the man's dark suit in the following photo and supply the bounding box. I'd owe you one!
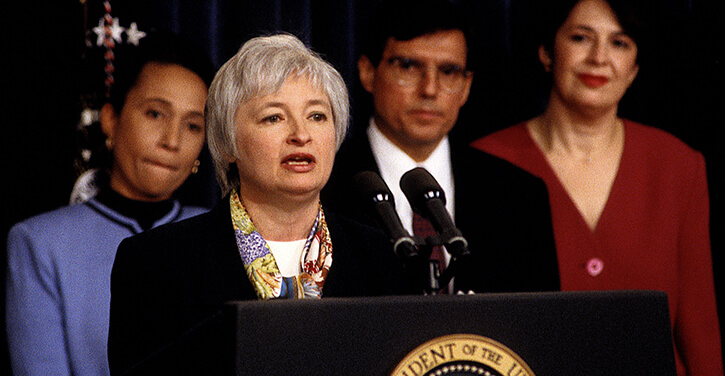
[107,197,410,375]
[321,128,561,294]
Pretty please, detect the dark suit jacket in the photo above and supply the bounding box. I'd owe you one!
[107,197,410,375]
[321,128,560,294]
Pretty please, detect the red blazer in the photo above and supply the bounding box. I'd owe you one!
[473,120,723,376]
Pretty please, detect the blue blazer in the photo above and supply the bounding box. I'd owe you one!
[6,198,205,376]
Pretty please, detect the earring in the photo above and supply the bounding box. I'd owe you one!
[105,137,114,150]
[191,159,200,174]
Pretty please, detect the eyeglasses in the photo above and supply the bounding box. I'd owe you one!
[385,57,471,93]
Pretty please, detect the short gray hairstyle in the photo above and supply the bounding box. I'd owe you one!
[206,33,350,196]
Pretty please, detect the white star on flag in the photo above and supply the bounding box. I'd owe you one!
[126,22,147,46]
[92,18,106,46]
[108,17,125,43]
[91,17,126,46]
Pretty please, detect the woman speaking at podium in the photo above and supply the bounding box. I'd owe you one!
[107,34,410,374]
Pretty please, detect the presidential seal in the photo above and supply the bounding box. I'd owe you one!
[391,334,535,376]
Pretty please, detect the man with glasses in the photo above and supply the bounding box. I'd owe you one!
[322,0,560,294]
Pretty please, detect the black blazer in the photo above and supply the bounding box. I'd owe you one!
[322,128,560,294]
[107,197,410,375]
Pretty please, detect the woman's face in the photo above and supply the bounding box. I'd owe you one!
[103,62,207,201]
[232,75,337,204]
[541,0,639,111]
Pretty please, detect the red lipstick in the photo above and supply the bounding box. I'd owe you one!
[578,74,609,88]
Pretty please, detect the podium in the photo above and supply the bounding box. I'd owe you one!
[225,291,676,375]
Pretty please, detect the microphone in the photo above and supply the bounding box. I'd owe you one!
[399,167,470,259]
[352,171,419,259]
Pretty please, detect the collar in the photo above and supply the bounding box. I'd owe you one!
[86,196,182,235]
[367,119,455,234]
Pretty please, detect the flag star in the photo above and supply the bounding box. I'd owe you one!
[126,22,147,46]
[79,108,99,127]
[92,18,107,46]
[108,17,125,43]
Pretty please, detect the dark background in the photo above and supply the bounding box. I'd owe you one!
[1,0,723,373]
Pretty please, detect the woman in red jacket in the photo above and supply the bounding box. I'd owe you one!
[472,0,722,374]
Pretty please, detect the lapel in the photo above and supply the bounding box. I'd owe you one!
[442,133,470,225]
[318,211,347,296]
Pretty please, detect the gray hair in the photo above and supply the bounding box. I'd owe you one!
[206,33,350,196]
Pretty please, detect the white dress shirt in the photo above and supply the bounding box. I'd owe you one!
[367,119,455,266]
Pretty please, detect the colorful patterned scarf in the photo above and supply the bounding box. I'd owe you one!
[229,190,332,299]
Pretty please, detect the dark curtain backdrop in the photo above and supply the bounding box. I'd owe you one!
[2,0,723,372]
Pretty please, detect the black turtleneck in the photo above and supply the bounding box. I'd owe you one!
[95,188,174,231]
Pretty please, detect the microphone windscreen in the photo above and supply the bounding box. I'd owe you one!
[352,171,395,204]
[400,167,446,208]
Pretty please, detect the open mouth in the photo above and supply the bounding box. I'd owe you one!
[283,154,315,166]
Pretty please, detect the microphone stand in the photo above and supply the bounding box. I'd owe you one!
[438,256,458,291]
[409,234,469,295]
[411,234,443,295]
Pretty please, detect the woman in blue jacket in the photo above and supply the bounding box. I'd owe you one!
[5,33,213,376]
